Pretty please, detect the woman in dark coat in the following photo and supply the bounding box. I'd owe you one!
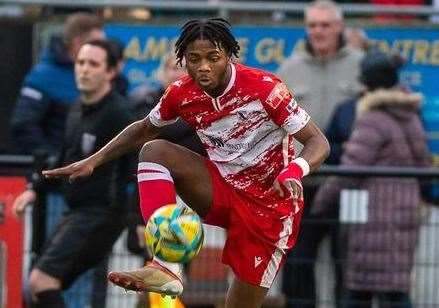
[312,51,431,308]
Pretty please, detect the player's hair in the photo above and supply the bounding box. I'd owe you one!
[175,18,240,66]
[305,0,343,21]
[63,12,103,46]
[80,39,118,70]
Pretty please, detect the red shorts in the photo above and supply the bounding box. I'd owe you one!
[203,160,304,288]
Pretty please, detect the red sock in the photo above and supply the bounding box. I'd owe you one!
[137,162,176,222]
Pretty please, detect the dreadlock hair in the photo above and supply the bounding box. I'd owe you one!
[175,18,240,66]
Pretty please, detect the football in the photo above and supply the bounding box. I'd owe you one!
[145,204,204,263]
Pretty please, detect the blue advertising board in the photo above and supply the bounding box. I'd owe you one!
[106,24,439,164]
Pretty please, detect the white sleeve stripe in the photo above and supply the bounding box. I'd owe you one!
[283,109,310,135]
[138,173,174,183]
[21,87,43,101]
[138,162,171,175]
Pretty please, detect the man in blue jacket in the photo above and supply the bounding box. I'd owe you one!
[11,12,104,158]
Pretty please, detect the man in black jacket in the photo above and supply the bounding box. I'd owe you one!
[12,39,133,308]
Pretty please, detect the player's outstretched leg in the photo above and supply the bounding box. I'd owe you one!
[108,140,212,296]
[107,260,183,296]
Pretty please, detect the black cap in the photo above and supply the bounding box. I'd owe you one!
[359,50,405,90]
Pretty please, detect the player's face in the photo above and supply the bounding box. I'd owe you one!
[305,8,343,56]
[75,44,115,95]
[184,39,231,96]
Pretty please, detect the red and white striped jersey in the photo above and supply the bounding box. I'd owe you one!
[149,63,310,204]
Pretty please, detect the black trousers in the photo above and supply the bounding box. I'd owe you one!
[282,184,345,308]
[342,290,412,308]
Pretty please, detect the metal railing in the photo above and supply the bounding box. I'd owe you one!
[3,154,439,178]
[1,0,439,17]
[2,154,439,307]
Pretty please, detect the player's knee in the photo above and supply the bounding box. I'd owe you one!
[139,139,174,163]
[29,269,61,295]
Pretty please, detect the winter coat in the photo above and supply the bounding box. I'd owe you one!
[325,97,357,165]
[312,89,431,292]
[11,35,78,156]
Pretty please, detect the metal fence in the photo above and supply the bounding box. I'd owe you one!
[2,0,439,19]
[1,155,439,307]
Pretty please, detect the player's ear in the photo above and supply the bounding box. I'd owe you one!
[226,53,232,63]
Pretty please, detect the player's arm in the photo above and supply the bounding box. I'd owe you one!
[263,80,329,198]
[273,120,330,199]
[42,117,161,181]
[293,120,330,172]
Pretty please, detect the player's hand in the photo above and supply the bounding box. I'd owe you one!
[12,189,36,218]
[42,159,95,182]
[273,178,303,199]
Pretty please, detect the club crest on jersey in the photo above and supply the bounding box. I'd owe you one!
[266,83,291,109]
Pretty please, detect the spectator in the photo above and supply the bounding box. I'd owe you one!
[10,12,105,157]
[326,51,407,165]
[312,50,431,308]
[278,1,364,307]
[277,0,363,130]
[108,38,130,97]
[12,40,134,308]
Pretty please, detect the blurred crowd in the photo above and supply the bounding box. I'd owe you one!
[4,0,435,307]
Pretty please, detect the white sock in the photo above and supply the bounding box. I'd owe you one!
[153,257,182,279]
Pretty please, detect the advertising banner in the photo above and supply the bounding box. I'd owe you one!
[106,24,439,187]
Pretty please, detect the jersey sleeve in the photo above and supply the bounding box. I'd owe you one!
[262,81,310,134]
[148,84,180,127]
